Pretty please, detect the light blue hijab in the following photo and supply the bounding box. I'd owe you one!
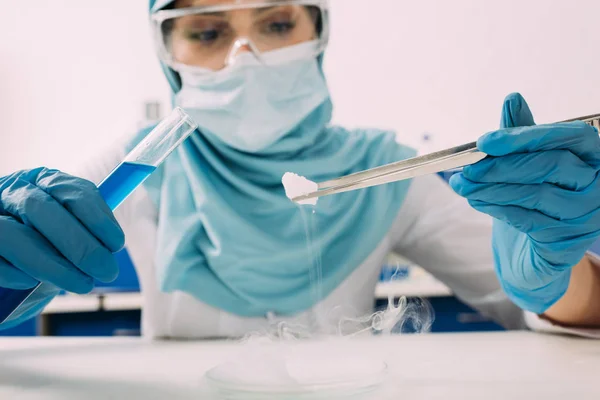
[141,0,415,317]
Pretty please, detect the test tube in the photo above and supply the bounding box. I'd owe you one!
[0,108,198,325]
[98,107,197,210]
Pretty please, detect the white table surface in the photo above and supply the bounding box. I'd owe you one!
[375,279,452,299]
[0,331,598,399]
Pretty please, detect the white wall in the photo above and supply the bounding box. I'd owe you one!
[325,0,600,150]
[0,0,171,175]
[1,0,599,176]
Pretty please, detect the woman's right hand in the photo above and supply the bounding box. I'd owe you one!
[0,168,125,293]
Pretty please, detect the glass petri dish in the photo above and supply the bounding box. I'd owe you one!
[205,349,387,399]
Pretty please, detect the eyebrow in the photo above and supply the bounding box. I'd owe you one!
[254,1,294,15]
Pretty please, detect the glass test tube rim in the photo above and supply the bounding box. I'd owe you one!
[123,107,198,168]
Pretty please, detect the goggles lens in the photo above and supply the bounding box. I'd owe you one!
[155,2,326,71]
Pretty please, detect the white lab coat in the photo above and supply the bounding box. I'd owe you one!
[79,135,600,339]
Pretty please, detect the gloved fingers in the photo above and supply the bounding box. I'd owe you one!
[489,201,600,253]
[450,173,600,220]
[462,150,597,191]
[0,216,94,294]
[477,122,600,167]
[0,179,119,283]
[465,200,561,235]
[530,231,600,270]
[33,169,125,252]
[500,93,536,129]
[0,255,38,290]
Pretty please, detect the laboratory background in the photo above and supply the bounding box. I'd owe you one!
[1,0,599,399]
[1,0,599,335]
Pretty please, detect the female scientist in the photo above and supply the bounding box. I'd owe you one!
[0,0,599,338]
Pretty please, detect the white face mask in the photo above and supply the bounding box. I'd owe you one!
[175,41,330,152]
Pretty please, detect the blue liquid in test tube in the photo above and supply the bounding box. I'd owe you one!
[0,108,197,325]
[98,162,157,211]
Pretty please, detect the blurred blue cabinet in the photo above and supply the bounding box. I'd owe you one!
[45,311,141,337]
[0,318,38,336]
[46,248,142,336]
[50,248,142,336]
[95,249,140,292]
[427,296,504,332]
[0,248,141,336]
[375,296,505,333]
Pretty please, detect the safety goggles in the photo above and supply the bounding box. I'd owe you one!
[151,0,329,74]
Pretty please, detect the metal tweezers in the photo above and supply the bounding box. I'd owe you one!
[292,113,600,203]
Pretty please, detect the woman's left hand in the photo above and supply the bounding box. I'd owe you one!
[449,93,600,313]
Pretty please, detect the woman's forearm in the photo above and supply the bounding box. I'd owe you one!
[543,256,600,328]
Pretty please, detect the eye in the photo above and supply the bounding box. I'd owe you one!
[258,8,298,37]
[186,28,220,43]
[267,21,296,34]
[178,19,231,45]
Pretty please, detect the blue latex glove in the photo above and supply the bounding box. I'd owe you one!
[450,93,600,313]
[0,168,125,295]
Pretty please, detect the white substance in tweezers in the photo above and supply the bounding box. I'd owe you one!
[282,172,319,206]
